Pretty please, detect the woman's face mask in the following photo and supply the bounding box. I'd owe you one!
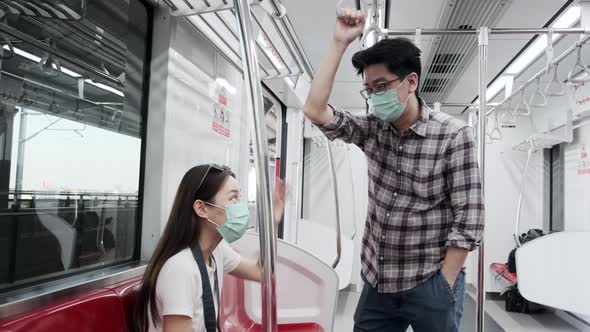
[368,77,411,121]
[204,201,249,243]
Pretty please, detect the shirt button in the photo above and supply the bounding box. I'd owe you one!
[398,145,404,150]
[381,235,386,240]
[397,169,401,174]
[394,192,398,197]
[386,212,391,217]
[379,256,384,261]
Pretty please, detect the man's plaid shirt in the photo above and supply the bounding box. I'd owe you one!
[318,103,485,293]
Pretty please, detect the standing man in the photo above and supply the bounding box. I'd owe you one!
[303,8,485,332]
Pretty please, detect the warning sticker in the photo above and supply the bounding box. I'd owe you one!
[212,92,231,138]
[578,144,590,175]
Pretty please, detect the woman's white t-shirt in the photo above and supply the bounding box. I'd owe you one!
[148,240,241,332]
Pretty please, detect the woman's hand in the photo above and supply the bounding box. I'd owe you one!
[231,178,285,284]
[272,177,286,227]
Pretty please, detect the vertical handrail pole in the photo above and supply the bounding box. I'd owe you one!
[15,108,27,194]
[325,138,342,268]
[476,26,488,332]
[346,145,357,240]
[233,0,277,331]
[515,140,534,247]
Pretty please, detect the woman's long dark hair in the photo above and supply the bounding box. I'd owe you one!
[134,164,235,331]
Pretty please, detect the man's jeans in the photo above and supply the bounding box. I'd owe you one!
[353,270,466,332]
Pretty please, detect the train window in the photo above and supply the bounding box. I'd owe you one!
[0,0,149,291]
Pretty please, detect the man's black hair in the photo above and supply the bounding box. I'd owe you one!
[352,38,422,107]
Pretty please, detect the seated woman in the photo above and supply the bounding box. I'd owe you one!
[134,164,285,332]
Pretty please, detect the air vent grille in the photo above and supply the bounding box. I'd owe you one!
[429,53,463,74]
[419,0,512,103]
[423,78,450,93]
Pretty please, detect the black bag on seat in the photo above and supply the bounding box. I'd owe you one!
[504,285,545,313]
[504,228,547,314]
[507,229,545,273]
[507,248,517,273]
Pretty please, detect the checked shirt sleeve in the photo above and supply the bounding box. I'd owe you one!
[317,105,374,149]
[445,126,485,251]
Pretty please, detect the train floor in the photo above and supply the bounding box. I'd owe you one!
[334,284,587,331]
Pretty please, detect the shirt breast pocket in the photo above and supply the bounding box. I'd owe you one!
[410,166,445,200]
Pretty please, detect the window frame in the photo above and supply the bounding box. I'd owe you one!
[262,83,288,238]
[0,0,154,318]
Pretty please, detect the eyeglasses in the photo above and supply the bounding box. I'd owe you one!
[193,164,230,199]
[360,77,404,100]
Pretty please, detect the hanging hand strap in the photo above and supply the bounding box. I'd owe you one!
[545,28,554,72]
[359,0,384,49]
[433,102,441,112]
[0,33,14,59]
[568,41,590,83]
[336,0,344,17]
[489,110,503,140]
[414,28,422,52]
[191,246,218,332]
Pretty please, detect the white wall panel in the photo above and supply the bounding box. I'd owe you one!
[142,10,250,258]
[564,124,590,231]
[347,145,368,289]
[476,116,544,291]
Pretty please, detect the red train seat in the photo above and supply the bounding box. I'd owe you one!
[104,276,143,331]
[0,277,142,332]
[221,273,323,332]
[1,267,326,332]
[0,289,127,332]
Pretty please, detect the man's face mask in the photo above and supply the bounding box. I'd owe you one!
[368,77,411,121]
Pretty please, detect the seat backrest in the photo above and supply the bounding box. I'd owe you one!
[104,276,143,331]
[114,208,136,259]
[0,214,16,284]
[0,289,127,332]
[222,232,337,332]
[36,213,77,270]
[516,231,590,315]
[14,213,64,280]
[75,211,103,266]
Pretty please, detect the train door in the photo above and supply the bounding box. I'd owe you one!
[247,87,285,234]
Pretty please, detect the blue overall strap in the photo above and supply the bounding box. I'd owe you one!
[211,256,221,331]
[191,245,217,332]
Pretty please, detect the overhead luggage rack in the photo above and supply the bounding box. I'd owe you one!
[160,0,310,81]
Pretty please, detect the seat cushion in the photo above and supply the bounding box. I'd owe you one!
[0,289,127,332]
